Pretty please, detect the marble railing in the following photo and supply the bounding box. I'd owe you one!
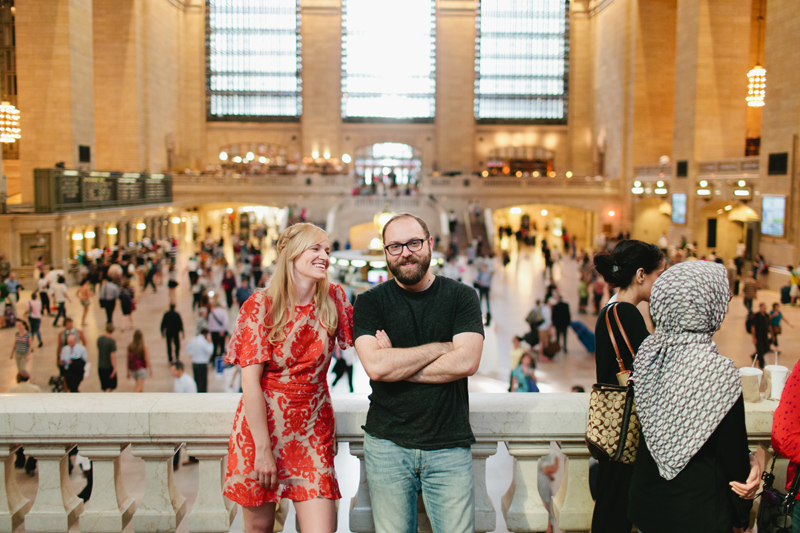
[0,393,777,533]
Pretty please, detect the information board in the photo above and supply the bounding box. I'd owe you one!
[761,196,785,237]
[671,193,687,224]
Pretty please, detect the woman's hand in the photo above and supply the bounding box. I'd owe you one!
[375,330,393,349]
[254,448,279,490]
[730,453,761,499]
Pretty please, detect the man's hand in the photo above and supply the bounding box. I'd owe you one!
[375,330,392,349]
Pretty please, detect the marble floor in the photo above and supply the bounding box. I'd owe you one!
[3,242,795,532]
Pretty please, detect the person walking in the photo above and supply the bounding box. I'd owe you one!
[186,328,213,393]
[551,295,571,354]
[97,323,118,392]
[26,291,43,347]
[473,261,492,326]
[59,334,88,392]
[37,272,51,316]
[77,279,92,327]
[353,213,484,533]
[221,267,237,309]
[119,278,135,332]
[126,329,151,393]
[742,271,758,313]
[223,223,354,533]
[331,344,355,393]
[55,317,87,367]
[590,240,665,533]
[167,264,179,303]
[171,361,197,393]
[10,321,32,373]
[207,301,229,360]
[770,302,793,351]
[98,277,120,325]
[235,276,253,308]
[628,261,760,532]
[4,272,21,306]
[537,298,553,360]
[160,304,185,363]
[752,302,771,369]
[52,275,70,327]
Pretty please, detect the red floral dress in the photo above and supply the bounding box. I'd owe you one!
[223,283,354,507]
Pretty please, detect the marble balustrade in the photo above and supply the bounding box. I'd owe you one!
[0,393,778,533]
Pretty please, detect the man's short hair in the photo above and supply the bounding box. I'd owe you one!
[105,323,115,334]
[200,328,210,336]
[381,213,431,243]
[16,371,30,383]
[65,317,73,324]
[169,303,176,311]
[171,361,185,371]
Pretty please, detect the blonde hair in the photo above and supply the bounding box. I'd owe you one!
[264,223,337,344]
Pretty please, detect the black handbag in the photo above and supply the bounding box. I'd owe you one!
[758,453,800,533]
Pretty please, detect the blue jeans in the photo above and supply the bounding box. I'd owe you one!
[364,432,474,533]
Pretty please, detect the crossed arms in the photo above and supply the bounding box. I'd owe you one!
[355,331,483,384]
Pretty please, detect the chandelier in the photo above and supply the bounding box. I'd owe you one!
[747,0,766,108]
[0,102,20,143]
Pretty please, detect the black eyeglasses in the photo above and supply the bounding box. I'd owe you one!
[384,238,426,256]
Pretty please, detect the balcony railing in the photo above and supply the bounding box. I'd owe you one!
[633,164,672,180]
[0,393,776,533]
[697,157,760,178]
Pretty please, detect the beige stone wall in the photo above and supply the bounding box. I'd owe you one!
[567,0,595,177]
[178,1,207,170]
[17,0,96,203]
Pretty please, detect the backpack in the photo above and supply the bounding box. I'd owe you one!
[525,306,544,329]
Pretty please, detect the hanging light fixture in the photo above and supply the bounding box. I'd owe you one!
[747,0,766,107]
[0,102,20,143]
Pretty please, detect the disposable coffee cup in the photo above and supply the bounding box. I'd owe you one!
[764,365,789,400]
[739,367,763,403]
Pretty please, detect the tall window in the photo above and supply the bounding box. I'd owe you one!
[475,0,570,123]
[206,0,302,120]
[341,0,436,122]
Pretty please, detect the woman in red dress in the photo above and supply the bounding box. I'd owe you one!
[223,223,353,532]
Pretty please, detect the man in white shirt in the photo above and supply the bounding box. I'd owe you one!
[207,301,229,360]
[170,361,197,393]
[60,334,88,392]
[185,328,214,393]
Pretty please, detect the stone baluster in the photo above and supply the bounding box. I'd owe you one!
[185,442,237,533]
[0,445,31,533]
[472,441,498,533]
[131,443,186,533]
[501,442,551,533]
[78,444,134,533]
[551,443,593,532]
[24,444,84,533]
[348,441,375,533]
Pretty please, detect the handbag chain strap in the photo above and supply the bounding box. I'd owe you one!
[605,303,636,374]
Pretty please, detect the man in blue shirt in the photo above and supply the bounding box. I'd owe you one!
[234,277,254,308]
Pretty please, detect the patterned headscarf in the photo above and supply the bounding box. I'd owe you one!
[633,261,742,480]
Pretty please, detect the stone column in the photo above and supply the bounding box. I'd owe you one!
[300,0,341,161]
[347,441,375,533]
[184,442,237,533]
[435,0,476,176]
[501,442,551,532]
[471,441,498,533]
[551,443,594,532]
[23,444,84,533]
[130,443,186,533]
[78,444,134,533]
[16,0,96,204]
[0,445,31,533]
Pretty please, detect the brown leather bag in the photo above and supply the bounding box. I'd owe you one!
[585,303,641,463]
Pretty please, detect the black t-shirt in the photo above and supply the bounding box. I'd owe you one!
[353,276,484,450]
[97,336,117,369]
[594,302,649,385]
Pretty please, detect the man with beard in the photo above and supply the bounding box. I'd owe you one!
[353,213,484,533]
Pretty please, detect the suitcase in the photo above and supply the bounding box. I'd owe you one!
[4,304,16,327]
[781,285,791,304]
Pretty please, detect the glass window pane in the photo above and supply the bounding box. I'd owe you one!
[475,0,569,122]
[341,0,436,120]
[206,0,302,120]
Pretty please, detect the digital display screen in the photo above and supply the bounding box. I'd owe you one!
[367,270,388,284]
[671,193,687,224]
[762,196,786,237]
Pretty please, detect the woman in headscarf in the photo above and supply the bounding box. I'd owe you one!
[629,261,761,532]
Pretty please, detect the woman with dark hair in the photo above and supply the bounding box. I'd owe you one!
[630,261,759,532]
[590,239,665,533]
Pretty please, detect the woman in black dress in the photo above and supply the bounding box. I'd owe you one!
[629,261,760,532]
[591,240,665,533]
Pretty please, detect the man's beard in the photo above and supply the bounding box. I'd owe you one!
[388,253,431,286]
